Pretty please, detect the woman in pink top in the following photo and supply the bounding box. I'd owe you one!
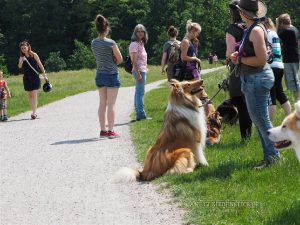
[129,24,151,121]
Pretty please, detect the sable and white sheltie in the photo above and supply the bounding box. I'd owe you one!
[268,100,300,162]
[114,79,208,182]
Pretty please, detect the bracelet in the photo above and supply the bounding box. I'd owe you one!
[237,56,242,64]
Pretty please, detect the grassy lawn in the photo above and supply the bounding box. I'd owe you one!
[4,61,217,117]
[130,68,300,225]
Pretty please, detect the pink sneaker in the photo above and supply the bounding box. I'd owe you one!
[107,130,120,139]
[100,130,109,138]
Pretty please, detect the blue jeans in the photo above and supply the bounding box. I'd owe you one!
[240,68,279,161]
[133,71,147,119]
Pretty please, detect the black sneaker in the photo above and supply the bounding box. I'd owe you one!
[2,115,8,121]
[254,157,279,170]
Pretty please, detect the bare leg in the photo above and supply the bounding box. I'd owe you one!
[106,88,119,131]
[27,90,38,115]
[268,105,276,122]
[98,87,107,131]
[282,101,291,116]
[294,91,300,102]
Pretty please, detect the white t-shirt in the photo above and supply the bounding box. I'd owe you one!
[266,29,284,69]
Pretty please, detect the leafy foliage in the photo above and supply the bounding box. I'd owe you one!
[45,51,66,72]
[0,0,299,73]
[67,40,95,70]
[0,54,8,75]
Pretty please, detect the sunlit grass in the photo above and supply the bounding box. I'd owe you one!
[130,68,300,225]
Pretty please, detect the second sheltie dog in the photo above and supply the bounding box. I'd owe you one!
[114,79,208,182]
[268,101,300,162]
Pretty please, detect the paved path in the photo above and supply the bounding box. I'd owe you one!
[0,67,224,225]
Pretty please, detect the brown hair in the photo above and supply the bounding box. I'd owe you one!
[19,41,34,57]
[95,14,110,34]
[263,18,276,31]
[277,14,291,29]
[168,26,178,38]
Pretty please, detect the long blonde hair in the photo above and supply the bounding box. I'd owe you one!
[263,18,276,32]
[186,20,201,33]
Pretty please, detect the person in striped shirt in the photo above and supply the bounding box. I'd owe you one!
[91,14,123,139]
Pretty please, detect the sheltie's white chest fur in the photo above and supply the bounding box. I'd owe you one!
[166,103,207,164]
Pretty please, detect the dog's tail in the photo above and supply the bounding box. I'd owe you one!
[112,167,141,183]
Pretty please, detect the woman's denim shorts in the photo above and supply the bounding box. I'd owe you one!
[95,72,120,88]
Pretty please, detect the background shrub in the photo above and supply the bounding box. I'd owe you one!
[45,51,66,72]
[68,40,95,70]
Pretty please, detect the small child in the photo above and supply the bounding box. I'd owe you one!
[0,71,11,121]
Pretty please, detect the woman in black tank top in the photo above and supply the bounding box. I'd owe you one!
[230,0,280,169]
[18,41,48,119]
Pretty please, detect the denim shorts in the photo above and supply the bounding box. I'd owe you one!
[284,63,300,91]
[95,72,120,88]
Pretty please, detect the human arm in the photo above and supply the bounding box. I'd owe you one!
[112,44,123,65]
[225,33,236,65]
[4,81,11,98]
[33,53,48,81]
[130,52,142,80]
[129,42,142,81]
[160,51,167,75]
[18,56,25,69]
[180,39,201,63]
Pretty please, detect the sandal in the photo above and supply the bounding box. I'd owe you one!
[31,114,37,120]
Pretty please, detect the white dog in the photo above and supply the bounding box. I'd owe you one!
[268,101,300,162]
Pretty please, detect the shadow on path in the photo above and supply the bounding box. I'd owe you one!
[51,137,102,145]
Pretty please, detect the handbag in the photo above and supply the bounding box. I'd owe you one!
[124,56,133,74]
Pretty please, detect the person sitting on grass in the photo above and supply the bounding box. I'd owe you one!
[0,70,11,121]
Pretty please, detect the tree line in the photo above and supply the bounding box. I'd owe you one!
[0,0,299,74]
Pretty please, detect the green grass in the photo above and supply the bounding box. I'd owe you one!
[130,68,300,225]
[4,61,218,117]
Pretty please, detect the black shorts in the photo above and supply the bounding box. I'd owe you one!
[23,75,41,91]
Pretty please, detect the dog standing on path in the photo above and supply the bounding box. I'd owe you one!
[114,79,208,182]
[268,101,300,162]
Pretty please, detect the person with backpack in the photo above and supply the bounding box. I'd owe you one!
[129,24,151,121]
[160,26,181,81]
[224,0,252,140]
[230,0,279,169]
[18,41,48,120]
[180,20,202,80]
[91,15,123,139]
[262,18,291,121]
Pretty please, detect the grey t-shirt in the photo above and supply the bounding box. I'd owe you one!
[91,38,118,74]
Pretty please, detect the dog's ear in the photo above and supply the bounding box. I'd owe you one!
[295,101,300,119]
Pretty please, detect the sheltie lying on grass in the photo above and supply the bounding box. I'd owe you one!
[114,79,208,182]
